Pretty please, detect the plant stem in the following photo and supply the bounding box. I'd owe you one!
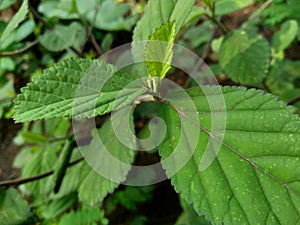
[0,157,84,188]
[0,40,39,57]
[288,95,300,105]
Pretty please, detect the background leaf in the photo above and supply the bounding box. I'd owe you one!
[215,0,253,15]
[39,22,85,52]
[58,208,108,225]
[0,188,34,225]
[272,20,298,51]
[78,112,136,205]
[159,86,300,225]
[14,58,146,122]
[219,30,271,85]
[0,0,28,49]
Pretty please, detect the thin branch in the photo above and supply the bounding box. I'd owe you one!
[28,1,52,30]
[249,0,273,21]
[0,40,39,57]
[288,95,300,105]
[0,157,84,188]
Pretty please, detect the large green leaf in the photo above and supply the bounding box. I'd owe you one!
[272,20,298,52]
[78,112,136,205]
[215,0,253,15]
[159,86,300,225]
[39,22,85,52]
[145,21,176,78]
[0,188,34,225]
[14,58,146,122]
[219,30,271,85]
[0,0,28,49]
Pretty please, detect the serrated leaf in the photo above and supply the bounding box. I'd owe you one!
[78,112,136,205]
[272,20,298,51]
[133,0,194,41]
[14,58,146,122]
[58,208,108,225]
[159,86,300,225]
[219,30,271,85]
[145,21,175,78]
[0,188,34,225]
[215,0,253,15]
[0,0,28,49]
[39,22,84,52]
[132,0,194,68]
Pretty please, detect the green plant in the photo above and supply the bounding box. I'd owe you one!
[1,0,300,225]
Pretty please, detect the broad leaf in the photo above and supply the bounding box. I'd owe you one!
[272,20,298,51]
[78,112,136,205]
[39,22,85,52]
[0,0,28,49]
[14,58,146,122]
[159,86,300,225]
[145,21,176,78]
[215,0,253,15]
[219,30,271,85]
[0,188,34,225]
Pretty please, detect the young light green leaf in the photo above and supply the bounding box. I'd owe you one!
[159,86,300,225]
[145,21,176,78]
[272,20,298,52]
[78,112,136,206]
[14,58,146,122]
[0,0,28,49]
[219,30,271,85]
[39,22,84,52]
[133,0,194,41]
[215,0,253,15]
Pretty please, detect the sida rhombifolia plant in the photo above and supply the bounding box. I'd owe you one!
[5,0,300,224]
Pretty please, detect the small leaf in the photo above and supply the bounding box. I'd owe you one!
[133,0,194,42]
[219,30,271,85]
[58,208,108,225]
[14,58,146,122]
[145,21,176,78]
[39,22,83,52]
[272,20,298,51]
[159,86,300,225]
[78,112,136,205]
[215,0,253,15]
[0,0,28,49]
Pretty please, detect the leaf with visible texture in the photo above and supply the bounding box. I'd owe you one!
[215,0,253,15]
[145,21,176,78]
[0,0,28,49]
[159,86,300,225]
[133,0,194,42]
[219,30,271,85]
[132,0,194,67]
[14,58,146,122]
[78,112,136,205]
[272,20,298,51]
